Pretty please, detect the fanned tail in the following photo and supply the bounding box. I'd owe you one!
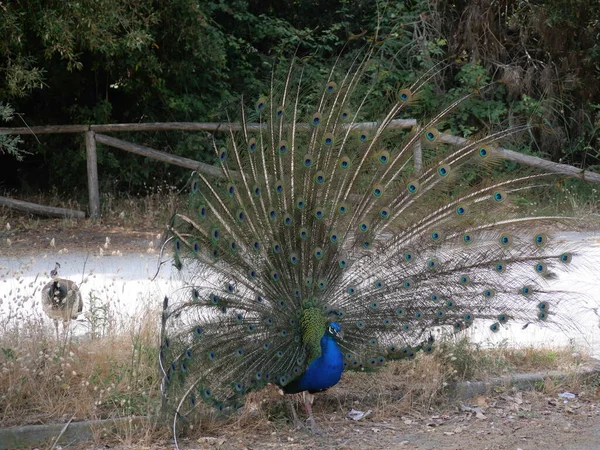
[159,50,592,429]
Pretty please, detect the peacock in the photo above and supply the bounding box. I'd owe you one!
[41,262,83,340]
[159,48,592,435]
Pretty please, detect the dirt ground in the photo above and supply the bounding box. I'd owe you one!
[1,217,161,257]
[90,387,600,450]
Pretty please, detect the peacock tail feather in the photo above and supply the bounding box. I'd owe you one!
[159,49,588,426]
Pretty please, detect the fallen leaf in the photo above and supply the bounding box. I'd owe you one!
[348,409,372,421]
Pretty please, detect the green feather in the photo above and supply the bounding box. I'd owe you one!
[300,304,327,363]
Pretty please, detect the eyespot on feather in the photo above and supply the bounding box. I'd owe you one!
[407,180,420,194]
[248,137,257,152]
[278,140,288,154]
[339,156,351,169]
[398,88,412,102]
[303,154,313,168]
[534,233,548,247]
[492,190,506,203]
[477,145,492,159]
[314,170,325,184]
[256,97,266,111]
[423,128,439,143]
[378,151,390,164]
[437,164,451,178]
[312,112,322,126]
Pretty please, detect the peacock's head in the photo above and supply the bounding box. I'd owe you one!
[327,322,343,341]
[50,262,60,278]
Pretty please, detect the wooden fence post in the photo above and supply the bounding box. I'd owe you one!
[85,130,100,219]
[412,126,423,174]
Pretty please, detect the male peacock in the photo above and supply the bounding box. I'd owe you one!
[41,262,83,340]
[159,49,591,434]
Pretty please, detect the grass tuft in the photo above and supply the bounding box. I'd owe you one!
[0,307,160,429]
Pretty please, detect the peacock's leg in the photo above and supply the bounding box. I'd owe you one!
[53,319,59,341]
[286,395,303,429]
[302,391,320,433]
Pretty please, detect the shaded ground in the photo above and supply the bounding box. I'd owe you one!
[1,217,162,257]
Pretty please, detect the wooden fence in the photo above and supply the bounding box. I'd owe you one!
[1,120,598,219]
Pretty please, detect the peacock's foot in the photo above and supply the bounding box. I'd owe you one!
[307,417,325,435]
[309,425,324,435]
[290,416,304,431]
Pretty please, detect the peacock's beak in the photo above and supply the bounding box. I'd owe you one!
[336,329,344,341]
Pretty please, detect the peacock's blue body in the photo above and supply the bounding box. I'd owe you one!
[283,322,344,394]
[158,47,592,436]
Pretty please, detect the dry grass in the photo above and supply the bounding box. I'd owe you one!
[98,183,180,229]
[0,310,595,443]
[0,308,160,429]
[0,183,179,230]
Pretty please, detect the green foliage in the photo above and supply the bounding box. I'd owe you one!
[1,347,15,360]
[1,0,600,197]
[444,0,600,164]
[0,102,25,161]
[445,63,509,137]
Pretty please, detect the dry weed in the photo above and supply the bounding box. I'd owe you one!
[0,314,594,444]
[0,307,160,429]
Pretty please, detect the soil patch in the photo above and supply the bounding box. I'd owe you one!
[57,388,600,450]
[1,217,163,257]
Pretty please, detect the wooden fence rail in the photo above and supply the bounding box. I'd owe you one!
[1,121,597,219]
[0,119,418,135]
[0,196,85,219]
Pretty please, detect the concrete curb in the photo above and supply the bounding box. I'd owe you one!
[0,416,150,450]
[449,366,599,398]
[0,366,598,449]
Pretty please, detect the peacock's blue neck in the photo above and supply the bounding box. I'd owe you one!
[320,334,342,362]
